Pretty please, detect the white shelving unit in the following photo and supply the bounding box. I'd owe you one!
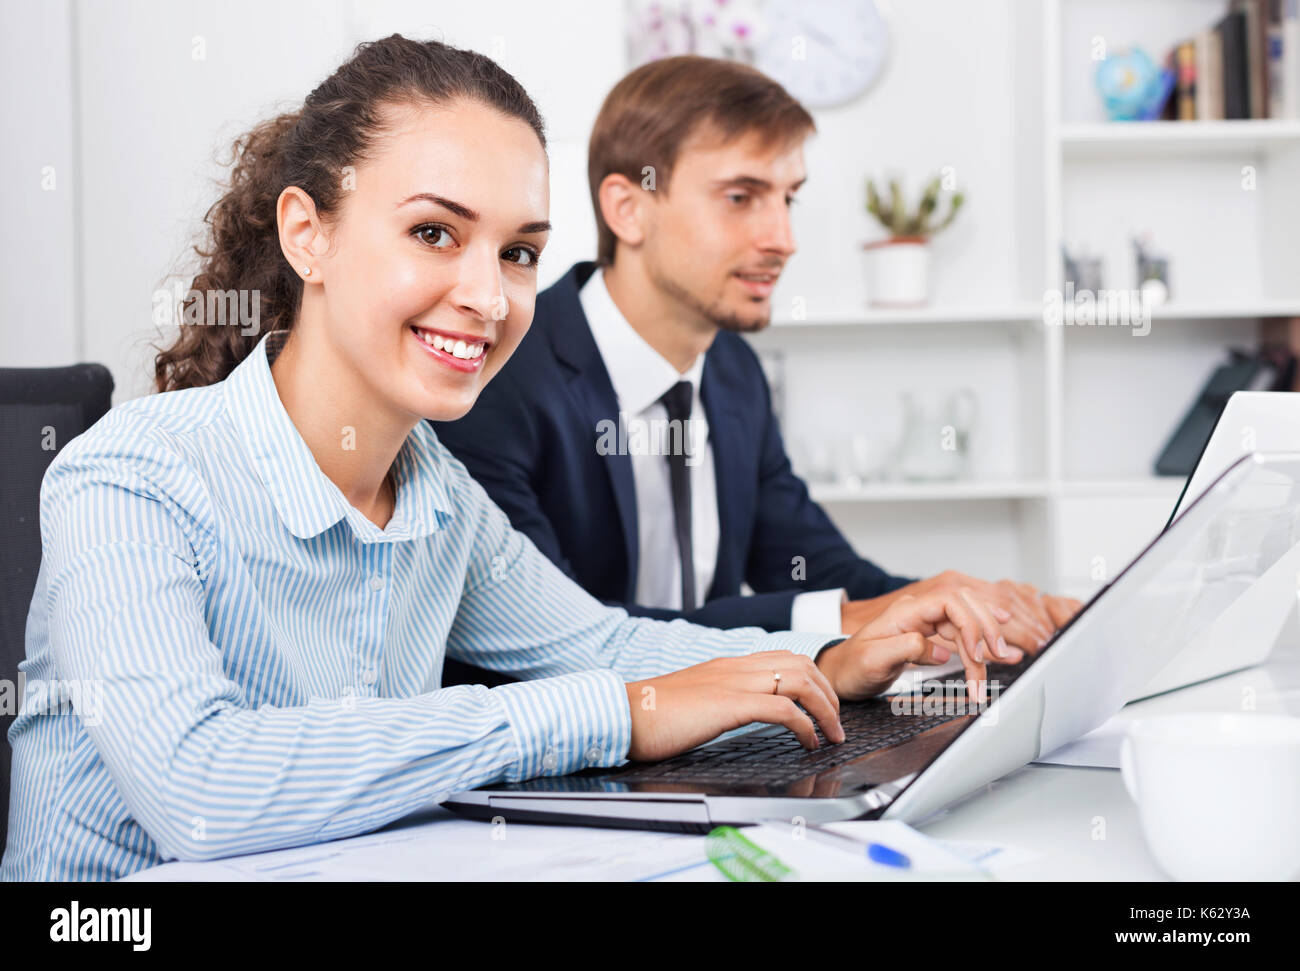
[1060,119,1300,158]
[809,480,1053,504]
[770,303,1044,328]
[748,0,1299,601]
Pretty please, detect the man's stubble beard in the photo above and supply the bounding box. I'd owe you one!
[649,262,772,335]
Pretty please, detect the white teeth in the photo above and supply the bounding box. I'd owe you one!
[415,327,486,361]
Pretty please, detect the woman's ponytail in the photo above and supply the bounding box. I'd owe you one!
[154,111,302,392]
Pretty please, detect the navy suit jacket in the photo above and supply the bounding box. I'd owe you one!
[434,261,913,637]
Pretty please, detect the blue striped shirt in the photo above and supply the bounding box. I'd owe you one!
[1,329,833,881]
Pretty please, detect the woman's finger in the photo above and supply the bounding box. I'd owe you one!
[918,600,989,701]
[942,613,1037,655]
[929,590,984,663]
[759,659,844,743]
[957,587,1010,662]
[874,631,952,670]
[928,630,961,655]
[748,694,819,749]
[801,653,841,717]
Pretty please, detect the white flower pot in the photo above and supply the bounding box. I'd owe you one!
[863,237,930,307]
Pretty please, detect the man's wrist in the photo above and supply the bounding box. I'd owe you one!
[840,591,896,634]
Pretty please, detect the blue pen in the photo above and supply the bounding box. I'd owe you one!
[803,824,912,869]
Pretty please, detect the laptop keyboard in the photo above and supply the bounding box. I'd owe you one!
[613,699,954,787]
[918,660,1029,693]
[611,660,1031,788]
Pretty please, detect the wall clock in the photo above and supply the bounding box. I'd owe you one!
[756,0,891,108]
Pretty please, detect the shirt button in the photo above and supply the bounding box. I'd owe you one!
[360,667,378,685]
[585,744,603,762]
[542,749,559,771]
[368,575,385,591]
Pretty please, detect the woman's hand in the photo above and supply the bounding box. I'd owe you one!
[904,572,1082,654]
[816,589,1021,703]
[624,651,844,762]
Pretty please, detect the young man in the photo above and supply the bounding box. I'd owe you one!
[435,56,1079,678]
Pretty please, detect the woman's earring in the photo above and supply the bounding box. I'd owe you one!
[302,266,313,277]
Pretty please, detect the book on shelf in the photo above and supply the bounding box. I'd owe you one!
[1175,40,1197,120]
[1270,0,1287,116]
[1217,6,1251,117]
[1286,0,1300,118]
[1159,0,1299,120]
[1196,28,1226,119]
[1233,0,1269,119]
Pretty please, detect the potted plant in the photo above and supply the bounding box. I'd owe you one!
[863,174,965,307]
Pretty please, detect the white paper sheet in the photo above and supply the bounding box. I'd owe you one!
[1032,715,1126,768]
[740,820,987,880]
[124,810,710,882]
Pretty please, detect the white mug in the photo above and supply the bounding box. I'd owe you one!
[1120,713,1300,881]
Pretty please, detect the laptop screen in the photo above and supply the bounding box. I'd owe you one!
[1165,392,1300,531]
[888,450,1300,822]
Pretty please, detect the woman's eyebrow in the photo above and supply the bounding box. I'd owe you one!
[398,191,479,220]
[397,192,550,234]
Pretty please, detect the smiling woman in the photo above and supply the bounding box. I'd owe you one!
[1,33,1016,883]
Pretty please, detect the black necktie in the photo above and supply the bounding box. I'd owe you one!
[659,381,696,612]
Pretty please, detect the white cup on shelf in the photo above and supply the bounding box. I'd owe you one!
[1119,713,1300,882]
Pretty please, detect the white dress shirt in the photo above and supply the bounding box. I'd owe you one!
[580,269,845,632]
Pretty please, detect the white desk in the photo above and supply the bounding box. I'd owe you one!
[908,657,1300,880]
[128,656,1300,882]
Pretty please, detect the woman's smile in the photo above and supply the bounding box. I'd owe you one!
[409,323,490,373]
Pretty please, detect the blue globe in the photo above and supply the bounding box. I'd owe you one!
[1095,48,1172,121]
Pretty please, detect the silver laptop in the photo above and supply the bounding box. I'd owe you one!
[445,452,1300,831]
[1133,392,1300,699]
[894,391,1300,702]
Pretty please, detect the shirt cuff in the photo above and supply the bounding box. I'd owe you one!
[492,669,632,781]
[746,629,846,663]
[790,588,848,635]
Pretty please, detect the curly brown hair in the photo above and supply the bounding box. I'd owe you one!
[153,34,546,393]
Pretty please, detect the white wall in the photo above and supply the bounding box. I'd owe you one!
[0,0,79,367]
[774,0,1031,315]
[73,0,357,401]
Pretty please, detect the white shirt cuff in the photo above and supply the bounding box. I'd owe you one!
[789,588,848,635]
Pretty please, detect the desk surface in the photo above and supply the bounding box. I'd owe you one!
[908,656,1300,881]
[129,655,1300,882]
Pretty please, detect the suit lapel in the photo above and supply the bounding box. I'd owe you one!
[545,264,640,598]
[701,352,748,599]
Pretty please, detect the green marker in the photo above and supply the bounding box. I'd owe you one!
[705,826,796,882]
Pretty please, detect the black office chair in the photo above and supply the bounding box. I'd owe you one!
[0,363,114,851]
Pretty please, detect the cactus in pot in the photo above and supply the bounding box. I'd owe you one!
[862,173,965,307]
[866,174,965,240]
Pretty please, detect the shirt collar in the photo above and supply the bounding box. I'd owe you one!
[580,268,705,416]
[223,329,451,543]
